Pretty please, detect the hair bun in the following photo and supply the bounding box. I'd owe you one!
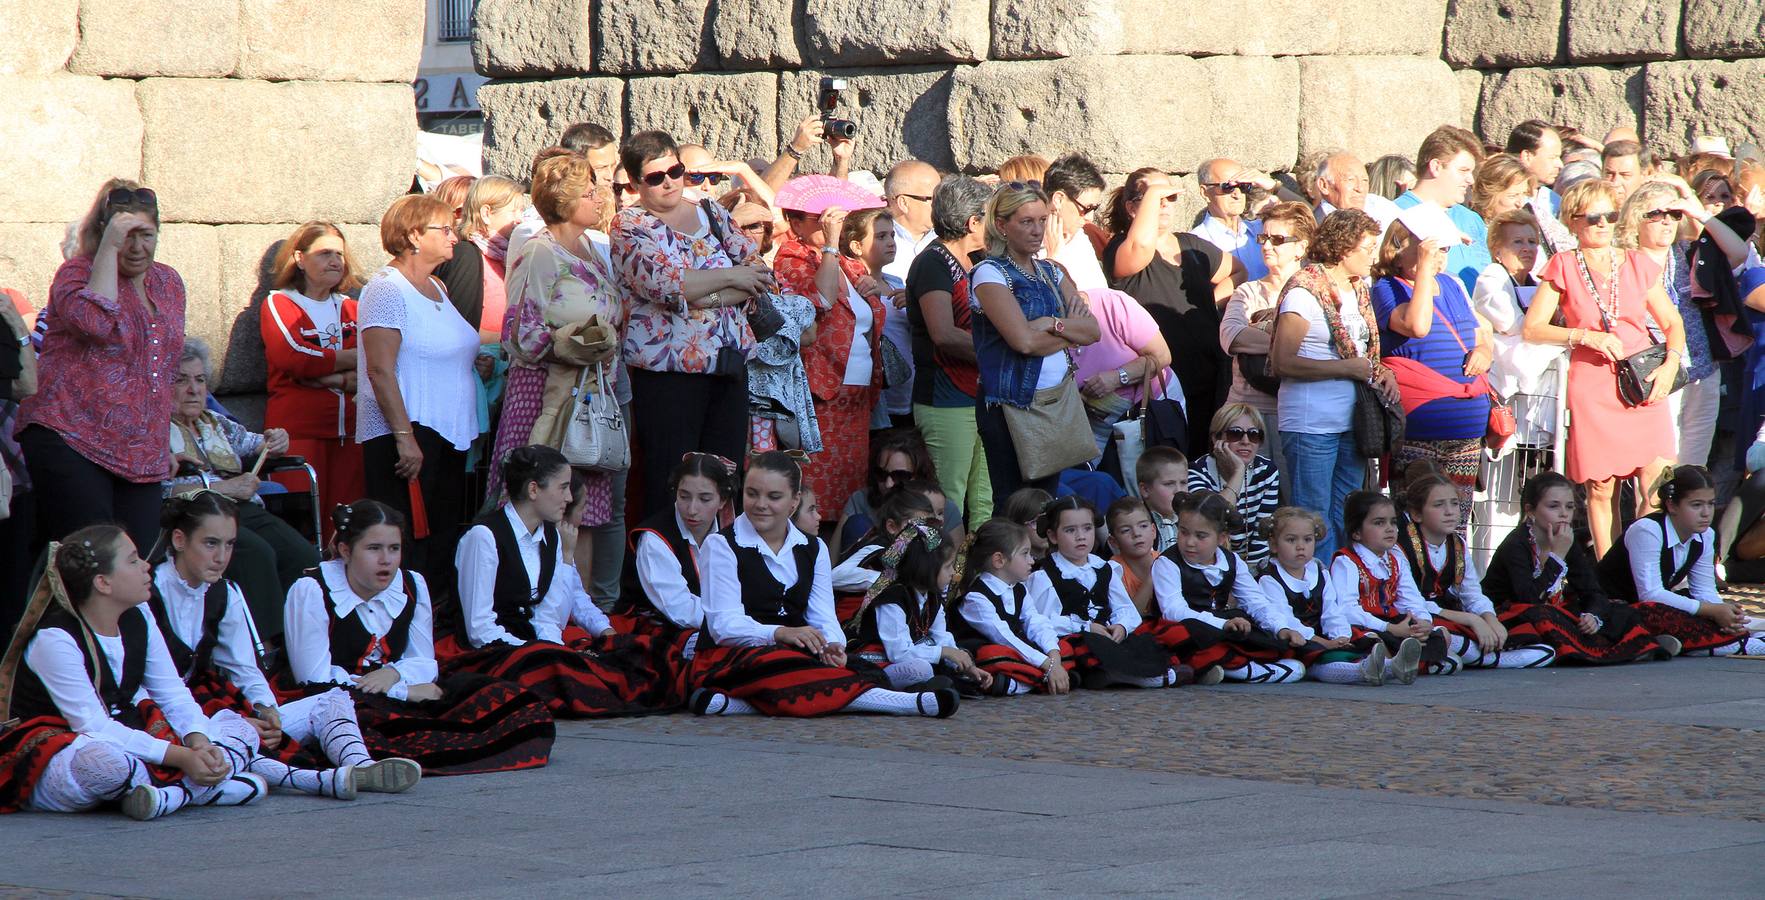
[331,503,353,533]
[56,541,99,576]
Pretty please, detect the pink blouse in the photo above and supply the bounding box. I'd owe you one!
[17,256,186,482]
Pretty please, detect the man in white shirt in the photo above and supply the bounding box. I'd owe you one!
[879,159,941,424]
[1190,157,1269,284]
[1309,150,1399,233]
[1043,153,1110,292]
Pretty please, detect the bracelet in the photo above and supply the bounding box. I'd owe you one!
[393,429,412,435]
[783,144,804,161]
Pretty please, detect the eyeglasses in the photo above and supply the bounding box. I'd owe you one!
[106,187,158,210]
[1205,181,1256,195]
[1579,211,1620,225]
[1220,426,1265,443]
[874,467,914,484]
[1643,208,1686,223]
[424,224,456,235]
[1255,233,1301,247]
[641,163,688,186]
[892,192,933,204]
[686,172,727,186]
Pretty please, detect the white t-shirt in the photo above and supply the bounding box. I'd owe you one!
[1053,230,1109,293]
[843,281,874,386]
[356,268,482,450]
[971,260,1068,390]
[1275,284,1368,435]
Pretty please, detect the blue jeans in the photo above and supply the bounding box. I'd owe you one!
[1281,430,1365,558]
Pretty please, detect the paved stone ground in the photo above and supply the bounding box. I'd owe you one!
[1,655,1761,898]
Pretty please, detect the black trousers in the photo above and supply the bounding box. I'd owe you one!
[362,424,468,607]
[19,425,163,560]
[628,368,748,519]
[975,397,1058,520]
[229,501,319,640]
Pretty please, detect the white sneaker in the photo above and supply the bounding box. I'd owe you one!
[353,758,422,794]
[1390,638,1423,685]
[120,784,188,821]
[1358,641,1389,686]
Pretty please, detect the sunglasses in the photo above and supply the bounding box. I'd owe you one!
[874,467,915,484]
[1206,181,1255,195]
[641,163,687,186]
[1003,180,1043,193]
[1131,189,1182,203]
[749,448,811,463]
[1643,208,1686,223]
[1074,198,1102,217]
[1255,233,1301,247]
[738,221,773,234]
[686,172,727,186]
[1579,211,1620,226]
[106,187,158,210]
[1220,426,1265,443]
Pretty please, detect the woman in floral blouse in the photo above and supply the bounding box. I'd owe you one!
[613,130,776,515]
[488,154,626,577]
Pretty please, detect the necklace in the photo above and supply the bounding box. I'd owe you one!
[1577,249,1621,325]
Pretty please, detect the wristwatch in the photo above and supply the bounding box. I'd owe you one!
[1117,368,1131,386]
[707,289,723,308]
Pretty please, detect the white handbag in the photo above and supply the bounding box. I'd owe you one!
[559,363,629,472]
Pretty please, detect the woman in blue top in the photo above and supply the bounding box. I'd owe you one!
[968,182,1100,511]
[1370,208,1494,527]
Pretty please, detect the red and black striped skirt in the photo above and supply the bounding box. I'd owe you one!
[687,643,887,716]
[1495,602,1666,664]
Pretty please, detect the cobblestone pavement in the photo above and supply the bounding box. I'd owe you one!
[600,657,1765,823]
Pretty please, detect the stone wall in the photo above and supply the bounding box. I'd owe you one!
[0,0,422,412]
[474,0,1464,223]
[1451,0,1765,154]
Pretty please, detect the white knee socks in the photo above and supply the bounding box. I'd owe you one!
[846,688,954,716]
[883,659,936,689]
[1222,660,1305,684]
[308,690,375,768]
[1309,660,1371,684]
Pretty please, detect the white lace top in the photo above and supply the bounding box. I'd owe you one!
[355,267,481,450]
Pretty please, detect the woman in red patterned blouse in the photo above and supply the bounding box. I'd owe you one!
[17,179,184,556]
[773,201,888,525]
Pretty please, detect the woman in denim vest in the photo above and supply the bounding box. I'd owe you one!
[968,183,1100,511]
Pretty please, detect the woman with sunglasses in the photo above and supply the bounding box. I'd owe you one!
[1220,201,1314,467]
[1102,168,1235,456]
[1617,179,1751,471]
[1522,179,1688,556]
[835,429,961,555]
[17,179,182,559]
[1185,403,1281,569]
[612,131,775,517]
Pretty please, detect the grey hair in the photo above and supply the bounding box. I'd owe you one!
[1555,159,1601,196]
[180,336,212,380]
[930,175,992,241]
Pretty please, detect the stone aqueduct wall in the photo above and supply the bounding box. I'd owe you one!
[3,0,1763,415]
[0,0,421,407]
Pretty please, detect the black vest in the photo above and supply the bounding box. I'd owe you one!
[309,567,420,677]
[1598,512,1705,602]
[476,510,559,643]
[617,510,701,624]
[146,578,231,680]
[724,526,819,629]
[11,607,151,729]
[1161,547,1237,615]
[951,578,1031,645]
[1263,563,1327,632]
[1399,531,1466,613]
[856,582,940,648]
[1035,556,1114,624]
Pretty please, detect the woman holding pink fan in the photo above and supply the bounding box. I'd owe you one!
[774,176,890,526]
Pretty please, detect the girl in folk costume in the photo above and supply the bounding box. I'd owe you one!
[687,451,960,718]
[1028,496,1192,689]
[1397,474,1558,669]
[848,520,994,692]
[151,493,420,791]
[1330,491,1464,676]
[1106,498,1160,615]
[1600,467,1765,657]
[1482,472,1675,664]
[446,446,684,717]
[257,221,365,534]
[1149,492,1303,684]
[0,528,350,820]
[1255,507,1424,686]
[614,452,737,644]
[832,488,937,626]
[949,519,1069,696]
[282,500,555,775]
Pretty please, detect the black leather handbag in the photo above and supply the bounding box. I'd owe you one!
[1576,251,1685,408]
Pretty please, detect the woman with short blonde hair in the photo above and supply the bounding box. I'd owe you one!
[1469,154,1532,222]
[1186,402,1281,567]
